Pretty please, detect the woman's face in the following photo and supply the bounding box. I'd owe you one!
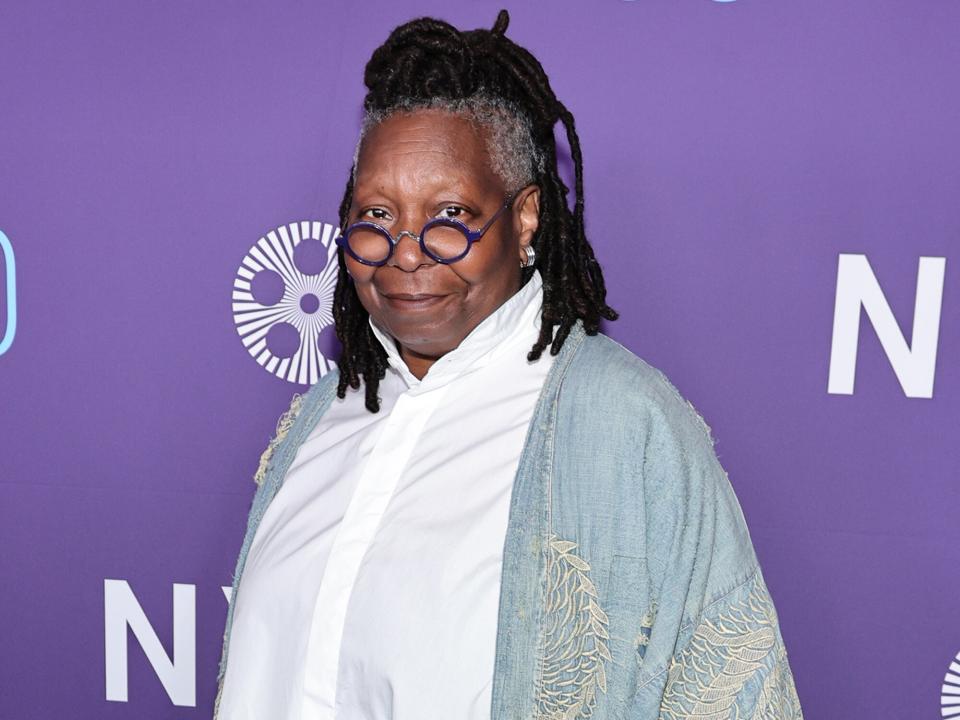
[346,109,540,376]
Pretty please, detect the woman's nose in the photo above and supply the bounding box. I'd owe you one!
[389,225,435,271]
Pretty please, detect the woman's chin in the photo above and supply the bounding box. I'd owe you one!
[385,323,463,361]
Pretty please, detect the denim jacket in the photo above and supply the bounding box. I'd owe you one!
[214,321,803,719]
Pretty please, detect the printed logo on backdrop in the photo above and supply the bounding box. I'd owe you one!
[942,650,960,718]
[0,229,16,357]
[232,221,340,385]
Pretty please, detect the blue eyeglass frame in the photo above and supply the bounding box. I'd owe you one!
[336,191,518,266]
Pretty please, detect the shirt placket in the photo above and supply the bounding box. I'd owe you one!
[299,383,450,719]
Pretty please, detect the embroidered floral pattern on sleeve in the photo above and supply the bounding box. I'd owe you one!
[659,570,803,720]
[535,535,612,719]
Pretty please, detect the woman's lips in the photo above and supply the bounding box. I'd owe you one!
[381,292,449,310]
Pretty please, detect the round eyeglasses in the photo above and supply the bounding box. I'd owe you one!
[336,192,518,266]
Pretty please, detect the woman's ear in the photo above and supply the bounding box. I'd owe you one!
[514,184,541,258]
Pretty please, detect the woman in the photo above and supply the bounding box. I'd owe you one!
[214,10,803,720]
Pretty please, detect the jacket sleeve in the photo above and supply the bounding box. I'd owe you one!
[652,566,803,719]
[626,374,804,719]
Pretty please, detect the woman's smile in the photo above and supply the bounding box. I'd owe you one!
[379,291,451,311]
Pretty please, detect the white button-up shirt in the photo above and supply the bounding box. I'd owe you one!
[219,270,555,719]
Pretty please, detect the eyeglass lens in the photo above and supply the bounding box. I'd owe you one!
[346,221,471,264]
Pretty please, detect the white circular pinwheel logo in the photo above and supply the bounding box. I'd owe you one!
[232,220,340,385]
[943,650,960,718]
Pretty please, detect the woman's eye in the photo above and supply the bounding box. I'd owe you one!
[439,205,467,219]
[361,208,391,221]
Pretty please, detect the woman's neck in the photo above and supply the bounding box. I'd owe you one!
[397,344,442,380]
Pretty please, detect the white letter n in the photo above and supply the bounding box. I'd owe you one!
[828,253,946,398]
[104,579,196,706]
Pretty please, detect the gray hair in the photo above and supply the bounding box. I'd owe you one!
[350,90,545,192]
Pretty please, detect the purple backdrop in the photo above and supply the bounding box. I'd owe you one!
[1,1,957,718]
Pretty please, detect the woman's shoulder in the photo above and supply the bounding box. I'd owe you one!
[563,333,760,613]
[562,330,718,450]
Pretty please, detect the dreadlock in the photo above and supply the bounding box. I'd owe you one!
[333,8,618,412]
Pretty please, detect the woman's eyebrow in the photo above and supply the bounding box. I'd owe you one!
[353,184,478,203]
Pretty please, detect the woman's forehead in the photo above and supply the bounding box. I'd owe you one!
[364,107,480,143]
[353,109,501,194]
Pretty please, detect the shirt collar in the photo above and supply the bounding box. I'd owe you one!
[369,269,545,391]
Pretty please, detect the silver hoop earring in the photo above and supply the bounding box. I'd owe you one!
[520,245,536,267]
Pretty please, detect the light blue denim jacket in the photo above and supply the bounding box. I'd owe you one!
[214,321,803,719]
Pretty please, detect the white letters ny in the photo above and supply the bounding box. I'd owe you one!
[104,579,233,707]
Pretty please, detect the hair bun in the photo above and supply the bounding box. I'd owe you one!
[363,17,477,102]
